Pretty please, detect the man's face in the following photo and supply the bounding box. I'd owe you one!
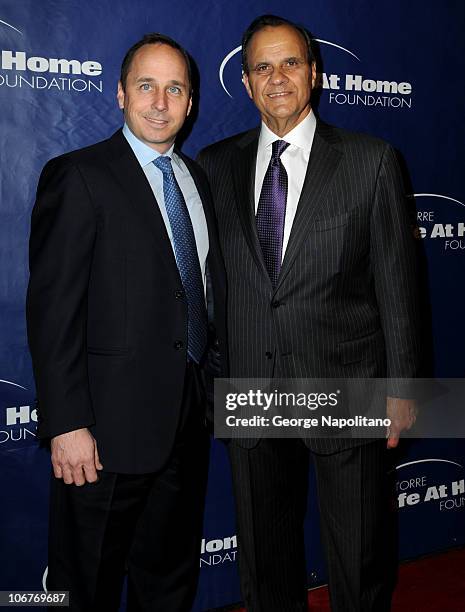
[243,25,316,136]
[117,43,192,153]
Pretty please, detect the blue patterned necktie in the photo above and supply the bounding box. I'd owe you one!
[153,156,207,363]
[256,139,290,287]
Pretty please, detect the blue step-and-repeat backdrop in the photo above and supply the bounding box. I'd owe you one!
[1,1,464,610]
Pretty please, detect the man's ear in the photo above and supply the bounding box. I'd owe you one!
[187,94,193,116]
[242,72,253,100]
[117,81,125,110]
[311,62,317,89]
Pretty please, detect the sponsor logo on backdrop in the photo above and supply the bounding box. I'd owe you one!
[200,535,237,567]
[0,18,22,35]
[0,18,103,93]
[43,539,239,581]
[0,379,37,447]
[219,38,412,110]
[396,459,465,512]
[413,193,465,252]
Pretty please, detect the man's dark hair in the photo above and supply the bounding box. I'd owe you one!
[241,14,315,74]
[120,33,192,92]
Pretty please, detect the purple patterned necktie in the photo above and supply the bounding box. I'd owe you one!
[256,139,290,287]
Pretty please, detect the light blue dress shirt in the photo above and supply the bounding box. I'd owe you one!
[122,123,209,293]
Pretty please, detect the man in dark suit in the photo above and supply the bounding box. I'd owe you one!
[26,33,226,612]
[197,14,419,612]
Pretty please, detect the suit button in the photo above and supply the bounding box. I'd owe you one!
[265,351,273,359]
[174,341,184,350]
[271,300,283,308]
[174,290,184,299]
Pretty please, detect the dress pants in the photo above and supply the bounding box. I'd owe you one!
[228,439,396,612]
[47,363,210,612]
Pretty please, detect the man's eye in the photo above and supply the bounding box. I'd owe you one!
[140,83,151,91]
[168,86,181,94]
[284,60,301,69]
[255,64,272,73]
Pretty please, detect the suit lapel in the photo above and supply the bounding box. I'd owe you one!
[105,130,180,284]
[231,130,272,282]
[180,152,219,258]
[180,153,226,326]
[275,121,343,292]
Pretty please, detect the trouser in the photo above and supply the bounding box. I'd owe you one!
[47,364,210,612]
[228,438,396,612]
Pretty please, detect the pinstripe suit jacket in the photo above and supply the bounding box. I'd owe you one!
[197,120,420,453]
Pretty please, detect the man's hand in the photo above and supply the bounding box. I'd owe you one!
[386,397,417,449]
[51,428,103,485]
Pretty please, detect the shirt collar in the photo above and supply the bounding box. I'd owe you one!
[122,123,181,170]
[258,110,316,153]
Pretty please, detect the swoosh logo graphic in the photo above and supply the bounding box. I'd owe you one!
[410,193,465,208]
[314,39,360,61]
[0,378,28,390]
[0,19,23,35]
[396,458,464,470]
[219,45,242,98]
[42,567,48,592]
[219,39,360,98]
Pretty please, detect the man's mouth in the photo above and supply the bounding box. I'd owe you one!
[144,116,169,126]
[266,91,291,99]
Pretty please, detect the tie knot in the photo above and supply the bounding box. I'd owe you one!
[153,155,173,175]
[271,140,289,160]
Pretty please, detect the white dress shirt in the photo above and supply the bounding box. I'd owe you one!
[254,111,317,259]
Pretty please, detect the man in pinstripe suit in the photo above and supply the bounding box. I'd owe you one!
[198,14,420,612]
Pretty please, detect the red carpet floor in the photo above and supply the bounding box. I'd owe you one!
[226,547,465,611]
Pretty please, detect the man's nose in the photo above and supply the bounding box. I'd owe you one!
[152,90,168,111]
[269,66,289,85]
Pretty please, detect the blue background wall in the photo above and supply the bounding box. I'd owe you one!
[1,2,464,609]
